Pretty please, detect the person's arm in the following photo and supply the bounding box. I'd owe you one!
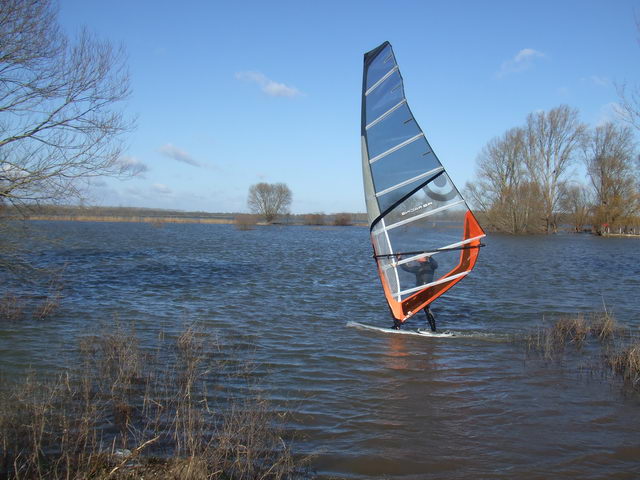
[400,262,418,273]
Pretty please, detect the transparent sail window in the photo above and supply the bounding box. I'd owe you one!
[370,138,441,193]
[365,70,404,127]
[394,249,462,301]
[382,174,466,230]
[365,45,395,90]
[373,173,468,253]
[375,167,444,213]
[366,103,421,160]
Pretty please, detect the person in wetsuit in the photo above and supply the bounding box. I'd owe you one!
[392,255,438,331]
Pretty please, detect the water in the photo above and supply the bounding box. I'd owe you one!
[1,221,640,478]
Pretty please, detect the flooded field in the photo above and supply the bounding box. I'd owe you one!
[1,221,639,479]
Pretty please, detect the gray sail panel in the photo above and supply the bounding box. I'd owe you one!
[364,44,396,91]
[361,136,380,226]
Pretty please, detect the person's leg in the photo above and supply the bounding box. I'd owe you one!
[392,318,402,330]
[425,306,436,332]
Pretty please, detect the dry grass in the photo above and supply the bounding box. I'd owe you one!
[234,214,258,230]
[0,288,61,322]
[0,323,307,479]
[590,310,617,341]
[303,214,325,226]
[1,269,63,322]
[26,215,234,224]
[526,312,640,393]
[0,293,24,321]
[605,343,640,391]
[527,315,591,360]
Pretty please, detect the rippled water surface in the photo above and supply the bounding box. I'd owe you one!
[1,221,640,479]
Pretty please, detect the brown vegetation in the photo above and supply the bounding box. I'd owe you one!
[0,324,305,479]
[247,183,292,223]
[332,213,353,226]
[526,312,640,392]
[465,105,640,235]
[234,214,258,230]
[606,344,640,390]
[0,286,61,322]
[304,213,326,226]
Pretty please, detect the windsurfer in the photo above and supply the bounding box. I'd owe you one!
[396,255,438,331]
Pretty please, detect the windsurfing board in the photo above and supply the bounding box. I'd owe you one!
[347,321,456,338]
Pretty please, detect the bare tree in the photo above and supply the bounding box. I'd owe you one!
[247,182,292,223]
[617,17,640,132]
[617,82,640,132]
[0,0,135,210]
[523,105,586,233]
[464,128,542,233]
[582,122,639,234]
[560,183,592,233]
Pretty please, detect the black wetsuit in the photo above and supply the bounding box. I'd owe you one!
[398,257,438,331]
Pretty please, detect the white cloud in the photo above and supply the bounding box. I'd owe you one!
[497,48,545,77]
[152,183,172,195]
[235,71,302,97]
[117,155,149,176]
[159,144,201,167]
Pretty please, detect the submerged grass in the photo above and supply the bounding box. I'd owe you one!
[1,270,63,323]
[526,311,640,393]
[0,323,308,479]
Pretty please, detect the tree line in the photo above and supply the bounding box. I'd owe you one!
[464,105,640,235]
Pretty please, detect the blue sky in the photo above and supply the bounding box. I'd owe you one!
[59,0,640,214]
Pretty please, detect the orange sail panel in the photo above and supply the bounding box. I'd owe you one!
[361,42,485,323]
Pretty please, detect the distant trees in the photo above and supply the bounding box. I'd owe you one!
[0,0,135,210]
[466,106,639,235]
[247,182,292,223]
[464,127,539,234]
[333,213,353,226]
[560,183,592,233]
[522,106,586,233]
[304,213,325,225]
[583,122,639,234]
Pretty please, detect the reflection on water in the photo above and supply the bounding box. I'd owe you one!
[1,221,640,479]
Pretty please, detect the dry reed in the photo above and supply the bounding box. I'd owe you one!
[605,343,640,390]
[234,214,258,230]
[589,310,617,341]
[1,269,63,322]
[0,323,306,479]
[526,312,640,393]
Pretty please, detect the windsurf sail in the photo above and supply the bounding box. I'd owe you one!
[361,41,485,323]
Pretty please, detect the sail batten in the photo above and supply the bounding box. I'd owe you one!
[365,66,399,96]
[361,41,485,323]
[385,199,466,231]
[368,133,424,164]
[375,166,444,197]
[397,271,471,297]
[366,99,408,130]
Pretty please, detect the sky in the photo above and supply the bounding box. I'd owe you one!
[58,0,640,214]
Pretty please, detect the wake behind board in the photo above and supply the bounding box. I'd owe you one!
[347,321,456,338]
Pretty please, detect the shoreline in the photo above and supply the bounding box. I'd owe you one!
[21,215,368,227]
[24,215,235,224]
